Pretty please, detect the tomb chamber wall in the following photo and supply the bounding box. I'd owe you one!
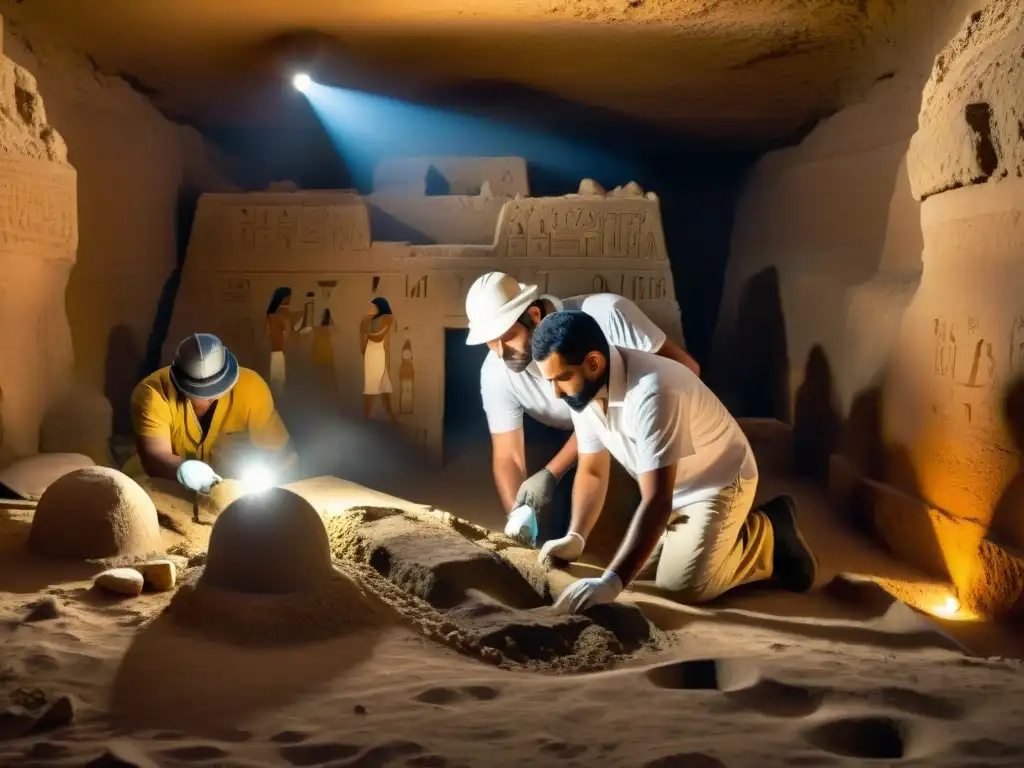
[0,19,77,463]
[165,185,683,462]
[716,0,1024,617]
[0,4,237,438]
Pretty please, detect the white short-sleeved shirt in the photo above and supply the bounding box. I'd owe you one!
[572,346,757,509]
[480,293,668,434]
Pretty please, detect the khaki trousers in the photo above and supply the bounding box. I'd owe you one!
[637,474,774,603]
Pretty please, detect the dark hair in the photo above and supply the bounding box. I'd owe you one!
[516,299,547,331]
[531,310,609,366]
[266,287,292,315]
[370,297,393,317]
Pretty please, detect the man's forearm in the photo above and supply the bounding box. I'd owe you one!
[493,457,526,513]
[569,467,609,540]
[139,452,184,483]
[607,493,674,585]
[545,433,578,480]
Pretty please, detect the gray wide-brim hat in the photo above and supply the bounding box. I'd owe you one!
[169,333,240,399]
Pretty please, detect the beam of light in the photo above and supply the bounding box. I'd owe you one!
[293,73,312,93]
[298,81,636,190]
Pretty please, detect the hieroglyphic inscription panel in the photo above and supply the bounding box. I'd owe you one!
[930,314,1002,432]
[0,158,77,253]
[501,200,664,261]
[224,203,371,253]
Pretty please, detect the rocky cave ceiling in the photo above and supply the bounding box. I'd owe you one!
[3,0,920,149]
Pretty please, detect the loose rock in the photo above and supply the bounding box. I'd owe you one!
[30,695,74,733]
[24,595,62,622]
[86,741,160,768]
[138,560,176,592]
[95,568,144,597]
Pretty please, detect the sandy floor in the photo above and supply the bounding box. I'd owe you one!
[2,436,1024,767]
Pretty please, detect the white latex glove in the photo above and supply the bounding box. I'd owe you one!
[176,459,222,494]
[505,505,539,546]
[554,571,624,614]
[538,531,585,565]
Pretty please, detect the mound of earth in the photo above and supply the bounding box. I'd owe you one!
[325,506,664,672]
[166,488,395,645]
[27,466,163,560]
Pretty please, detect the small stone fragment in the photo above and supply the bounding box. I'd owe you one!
[30,694,74,733]
[578,178,606,196]
[138,560,176,592]
[95,568,144,597]
[353,704,366,715]
[11,687,47,710]
[86,740,160,768]
[24,596,61,622]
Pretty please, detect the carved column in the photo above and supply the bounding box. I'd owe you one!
[0,41,78,463]
[882,0,1024,616]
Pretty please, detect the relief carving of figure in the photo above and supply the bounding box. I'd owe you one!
[311,308,339,405]
[361,297,396,422]
[265,287,304,395]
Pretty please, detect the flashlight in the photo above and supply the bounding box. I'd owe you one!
[293,73,312,93]
[239,464,276,495]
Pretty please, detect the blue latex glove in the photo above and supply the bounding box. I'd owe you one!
[176,460,222,494]
[505,505,539,546]
[554,570,624,614]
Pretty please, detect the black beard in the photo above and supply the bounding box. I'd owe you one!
[561,370,608,413]
[502,350,532,373]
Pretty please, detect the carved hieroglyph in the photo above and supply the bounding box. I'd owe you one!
[496,198,667,260]
[0,42,78,464]
[167,181,683,463]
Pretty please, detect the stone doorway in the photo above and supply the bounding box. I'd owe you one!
[442,328,489,465]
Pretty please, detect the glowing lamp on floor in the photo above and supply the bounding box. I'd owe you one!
[931,594,961,618]
[292,73,312,93]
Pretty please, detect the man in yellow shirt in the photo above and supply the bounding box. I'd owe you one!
[125,333,296,492]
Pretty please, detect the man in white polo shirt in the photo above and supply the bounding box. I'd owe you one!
[465,271,700,545]
[530,309,817,613]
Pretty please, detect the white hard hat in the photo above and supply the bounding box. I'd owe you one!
[464,272,540,346]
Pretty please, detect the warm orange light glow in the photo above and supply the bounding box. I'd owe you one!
[931,594,960,618]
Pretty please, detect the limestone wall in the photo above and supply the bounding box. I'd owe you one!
[373,157,528,197]
[0,24,77,464]
[165,180,682,462]
[0,4,237,434]
[716,0,1024,618]
[367,194,508,245]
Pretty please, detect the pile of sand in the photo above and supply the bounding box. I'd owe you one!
[27,466,163,560]
[167,488,395,645]
[325,506,665,673]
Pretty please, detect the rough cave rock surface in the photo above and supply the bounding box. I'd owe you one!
[0,20,77,460]
[0,452,93,500]
[909,0,1024,200]
[28,467,162,560]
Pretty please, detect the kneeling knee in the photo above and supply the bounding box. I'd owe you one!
[654,573,721,604]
